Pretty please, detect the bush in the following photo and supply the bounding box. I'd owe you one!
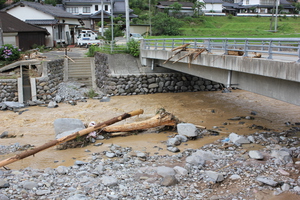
[126,39,140,57]
[0,44,21,61]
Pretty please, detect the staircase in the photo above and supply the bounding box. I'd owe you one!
[67,57,94,87]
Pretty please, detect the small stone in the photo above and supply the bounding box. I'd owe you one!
[160,175,178,186]
[206,171,224,182]
[249,150,264,160]
[256,176,278,186]
[0,179,10,188]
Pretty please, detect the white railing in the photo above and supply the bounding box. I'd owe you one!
[142,38,300,62]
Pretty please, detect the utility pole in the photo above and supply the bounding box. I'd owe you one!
[101,0,104,37]
[111,0,114,53]
[0,20,3,46]
[125,0,130,42]
[149,0,151,36]
[274,0,279,32]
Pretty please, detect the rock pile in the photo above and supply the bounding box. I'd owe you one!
[1,123,300,199]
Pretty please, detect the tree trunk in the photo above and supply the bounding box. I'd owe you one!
[103,112,178,133]
[0,109,143,168]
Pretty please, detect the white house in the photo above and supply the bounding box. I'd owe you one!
[198,0,224,13]
[63,0,137,30]
[2,1,82,47]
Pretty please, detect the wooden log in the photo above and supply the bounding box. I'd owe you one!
[0,109,144,168]
[103,113,178,133]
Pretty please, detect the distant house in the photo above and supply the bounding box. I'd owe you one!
[156,1,195,16]
[63,0,138,30]
[0,11,49,50]
[197,0,224,14]
[2,1,82,47]
[224,0,295,15]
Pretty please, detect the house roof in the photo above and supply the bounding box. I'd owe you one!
[203,0,224,4]
[157,1,194,7]
[2,1,80,19]
[25,19,59,25]
[0,11,49,34]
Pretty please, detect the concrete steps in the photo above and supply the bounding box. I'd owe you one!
[68,57,93,87]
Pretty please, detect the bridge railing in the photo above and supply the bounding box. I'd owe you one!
[142,38,300,62]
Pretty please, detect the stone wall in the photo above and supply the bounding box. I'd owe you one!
[0,59,64,102]
[0,79,17,102]
[95,53,224,96]
[36,59,64,101]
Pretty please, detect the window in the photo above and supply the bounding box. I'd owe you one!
[66,7,78,13]
[246,0,249,4]
[95,5,98,11]
[83,7,90,13]
[105,5,108,11]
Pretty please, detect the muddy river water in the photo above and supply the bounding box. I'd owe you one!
[0,90,300,170]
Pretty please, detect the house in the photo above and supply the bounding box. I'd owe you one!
[225,0,295,15]
[63,0,138,30]
[0,11,49,50]
[2,1,82,47]
[197,0,224,14]
[156,1,195,16]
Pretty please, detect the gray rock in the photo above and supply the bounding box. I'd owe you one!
[100,96,110,102]
[36,189,51,196]
[67,194,89,200]
[56,166,68,174]
[256,176,278,186]
[247,135,255,143]
[3,101,24,109]
[157,166,175,177]
[101,175,118,186]
[160,175,178,186]
[249,150,264,160]
[294,186,300,193]
[271,150,293,164]
[167,146,180,153]
[74,160,88,166]
[173,166,188,176]
[0,179,9,188]
[22,181,38,190]
[106,152,116,158]
[167,138,181,146]
[206,171,224,182]
[54,118,85,136]
[229,133,250,144]
[281,183,290,191]
[47,101,58,108]
[175,134,188,142]
[56,128,83,140]
[177,123,197,137]
[230,174,241,180]
[0,131,8,138]
[0,194,9,200]
[186,154,206,166]
[193,150,219,161]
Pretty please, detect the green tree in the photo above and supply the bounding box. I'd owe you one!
[152,12,184,36]
[193,1,205,17]
[294,2,300,14]
[170,2,182,18]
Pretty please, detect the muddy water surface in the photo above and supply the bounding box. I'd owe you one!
[1,90,300,170]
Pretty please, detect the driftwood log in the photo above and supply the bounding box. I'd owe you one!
[0,109,144,168]
[103,111,178,133]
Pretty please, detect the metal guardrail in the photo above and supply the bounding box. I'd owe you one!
[142,38,300,63]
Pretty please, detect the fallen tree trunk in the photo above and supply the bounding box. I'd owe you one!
[0,109,144,168]
[103,112,178,133]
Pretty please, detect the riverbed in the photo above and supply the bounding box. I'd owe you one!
[0,89,300,170]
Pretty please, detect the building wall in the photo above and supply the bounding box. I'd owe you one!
[3,33,17,46]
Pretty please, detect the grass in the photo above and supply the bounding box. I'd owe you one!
[147,16,300,39]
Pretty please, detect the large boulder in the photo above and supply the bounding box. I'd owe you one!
[177,123,197,137]
[54,118,85,139]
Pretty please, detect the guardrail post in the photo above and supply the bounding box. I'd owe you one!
[172,39,174,49]
[297,43,300,63]
[206,39,211,53]
[243,39,249,57]
[193,39,197,49]
[224,39,228,55]
[163,39,166,50]
[155,40,158,50]
[268,40,273,59]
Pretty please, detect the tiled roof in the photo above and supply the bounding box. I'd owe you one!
[157,1,194,7]
[2,1,80,19]
[0,11,49,34]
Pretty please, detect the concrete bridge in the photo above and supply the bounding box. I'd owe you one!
[140,38,300,106]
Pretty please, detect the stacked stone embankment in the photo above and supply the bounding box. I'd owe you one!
[0,79,17,102]
[95,53,224,96]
